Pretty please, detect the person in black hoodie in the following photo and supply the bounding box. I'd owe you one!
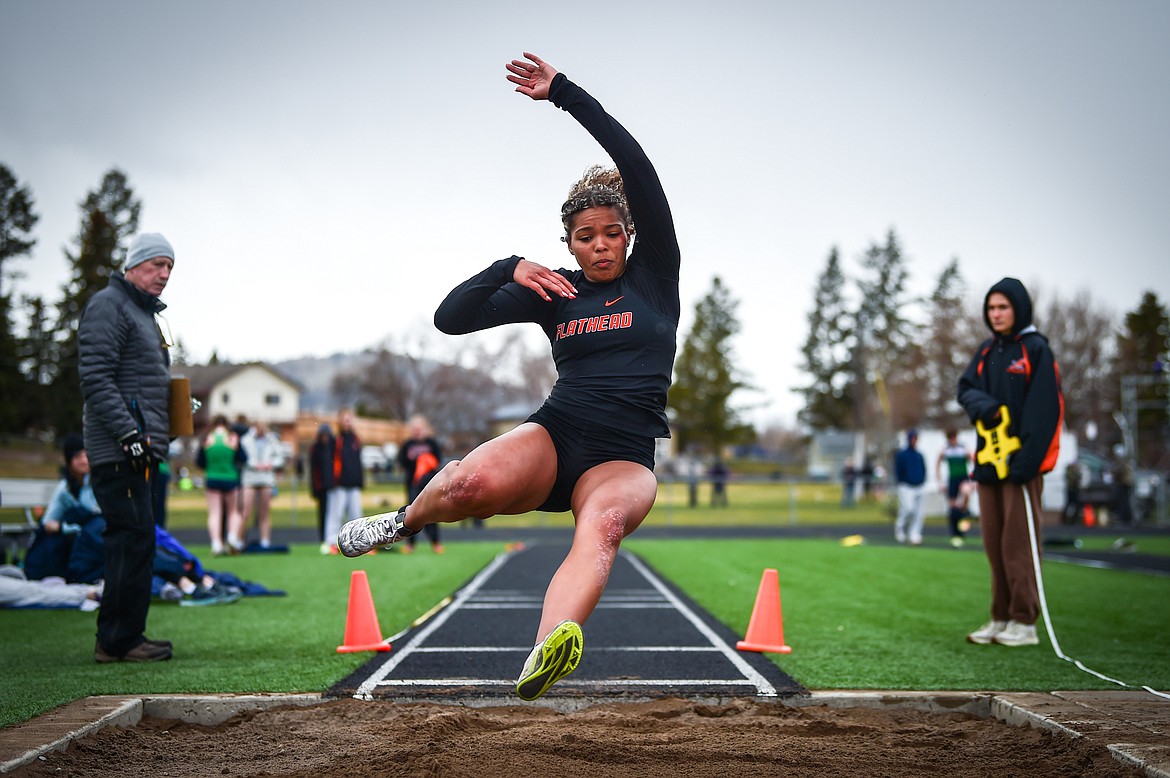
[308,423,335,551]
[958,278,1063,648]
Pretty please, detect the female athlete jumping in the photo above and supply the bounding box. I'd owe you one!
[338,52,680,701]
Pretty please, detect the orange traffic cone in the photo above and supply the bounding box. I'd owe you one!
[336,570,392,653]
[736,568,792,654]
[1083,504,1096,527]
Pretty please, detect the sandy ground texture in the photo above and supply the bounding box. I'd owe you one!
[8,696,1142,778]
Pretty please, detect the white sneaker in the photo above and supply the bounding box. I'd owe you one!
[336,507,413,558]
[994,620,1039,647]
[966,620,1007,644]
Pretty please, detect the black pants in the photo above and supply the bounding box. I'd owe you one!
[314,495,327,543]
[91,461,157,656]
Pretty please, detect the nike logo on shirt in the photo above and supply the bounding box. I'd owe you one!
[605,296,624,307]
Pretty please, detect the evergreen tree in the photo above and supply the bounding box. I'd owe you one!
[0,164,40,434]
[1114,291,1169,466]
[852,229,914,432]
[855,229,913,382]
[919,258,969,426]
[795,247,854,429]
[169,336,191,367]
[50,169,141,433]
[17,295,55,430]
[668,276,755,455]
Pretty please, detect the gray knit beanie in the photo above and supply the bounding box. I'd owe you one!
[125,233,175,271]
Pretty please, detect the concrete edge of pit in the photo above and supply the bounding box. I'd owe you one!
[0,697,143,775]
[0,694,323,774]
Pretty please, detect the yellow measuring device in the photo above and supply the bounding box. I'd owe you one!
[975,404,1021,480]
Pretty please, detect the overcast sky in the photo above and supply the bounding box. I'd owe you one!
[3,0,1167,426]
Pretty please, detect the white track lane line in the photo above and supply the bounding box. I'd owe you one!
[354,548,778,699]
[354,550,513,700]
[623,553,778,696]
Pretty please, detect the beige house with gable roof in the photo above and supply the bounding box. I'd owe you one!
[172,362,301,431]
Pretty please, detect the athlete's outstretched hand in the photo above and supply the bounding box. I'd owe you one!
[513,258,576,302]
[506,52,558,101]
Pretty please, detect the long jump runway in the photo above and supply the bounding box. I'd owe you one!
[331,542,805,703]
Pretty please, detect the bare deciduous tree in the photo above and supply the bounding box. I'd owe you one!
[1031,284,1116,439]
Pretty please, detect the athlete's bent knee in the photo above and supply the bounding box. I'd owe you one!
[439,461,503,514]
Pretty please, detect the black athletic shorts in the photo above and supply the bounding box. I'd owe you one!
[526,403,657,513]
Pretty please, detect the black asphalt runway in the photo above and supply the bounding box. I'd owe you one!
[329,541,805,703]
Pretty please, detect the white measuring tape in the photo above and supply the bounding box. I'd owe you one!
[1021,483,1169,700]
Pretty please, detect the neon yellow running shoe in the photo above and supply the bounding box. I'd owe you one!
[515,620,583,701]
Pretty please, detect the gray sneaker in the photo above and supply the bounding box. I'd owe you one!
[993,620,1039,647]
[337,507,413,558]
[966,620,1007,645]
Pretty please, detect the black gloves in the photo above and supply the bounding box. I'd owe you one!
[979,406,1002,426]
[119,431,152,473]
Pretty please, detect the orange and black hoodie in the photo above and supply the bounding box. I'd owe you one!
[958,277,1064,485]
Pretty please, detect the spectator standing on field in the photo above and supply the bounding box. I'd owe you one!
[239,419,285,549]
[893,429,927,545]
[79,231,175,663]
[396,415,445,553]
[1111,451,1134,525]
[323,409,363,553]
[959,277,1063,648]
[308,423,335,551]
[709,459,729,507]
[936,428,974,547]
[1062,461,1082,525]
[841,457,857,507]
[199,414,245,556]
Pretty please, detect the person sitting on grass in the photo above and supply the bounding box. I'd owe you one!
[0,564,102,610]
[21,433,106,584]
[152,525,242,607]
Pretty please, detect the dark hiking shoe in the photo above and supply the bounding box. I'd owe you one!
[95,640,173,663]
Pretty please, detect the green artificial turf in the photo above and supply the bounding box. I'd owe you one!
[626,537,1170,692]
[2,532,1167,730]
[0,542,503,729]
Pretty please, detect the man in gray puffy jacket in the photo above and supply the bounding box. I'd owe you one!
[79,232,176,663]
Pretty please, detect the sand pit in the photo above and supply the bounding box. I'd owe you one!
[8,696,1142,777]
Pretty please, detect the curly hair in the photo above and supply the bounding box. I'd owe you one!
[560,165,634,240]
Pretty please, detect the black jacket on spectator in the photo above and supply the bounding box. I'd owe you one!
[79,273,171,465]
[309,430,336,499]
[333,430,364,489]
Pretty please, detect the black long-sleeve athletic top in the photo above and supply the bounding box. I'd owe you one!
[434,73,681,438]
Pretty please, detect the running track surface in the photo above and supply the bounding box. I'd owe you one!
[330,542,805,703]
